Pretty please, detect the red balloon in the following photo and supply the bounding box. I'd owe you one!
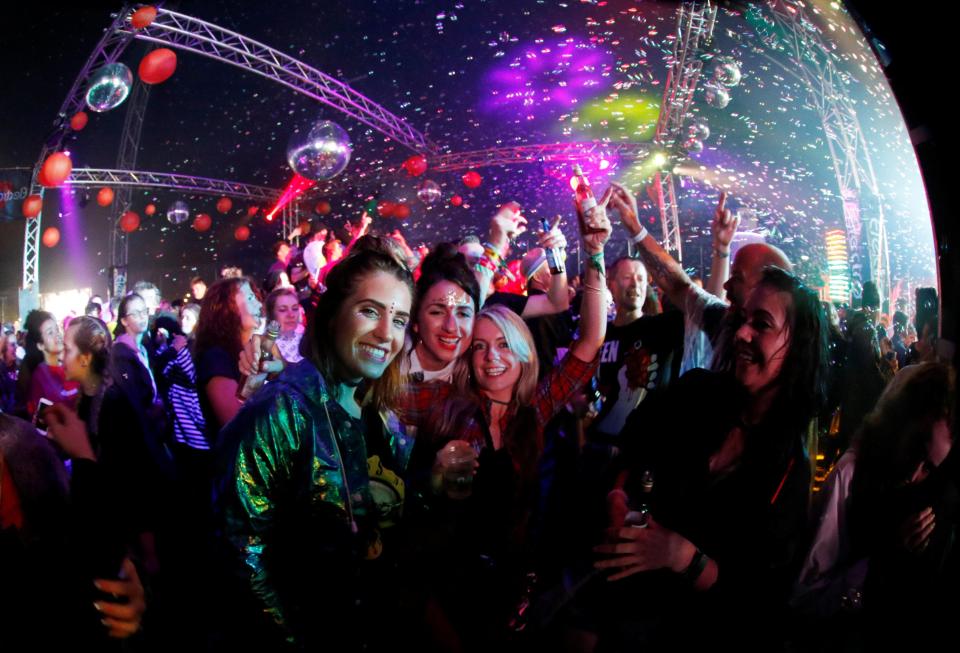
[216,197,233,214]
[144,203,156,216]
[393,203,410,220]
[450,194,463,207]
[193,213,212,232]
[41,152,72,188]
[139,48,177,85]
[315,200,332,215]
[462,170,482,189]
[42,227,60,248]
[131,6,157,29]
[120,211,141,233]
[70,111,88,131]
[376,200,396,218]
[246,205,260,218]
[402,155,428,177]
[96,187,115,207]
[234,225,251,241]
[22,194,43,219]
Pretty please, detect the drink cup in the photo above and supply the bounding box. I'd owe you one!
[438,440,478,499]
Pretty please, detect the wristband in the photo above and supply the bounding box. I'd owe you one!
[681,548,708,583]
[630,226,649,244]
[588,251,605,275]
[713,247,730,259]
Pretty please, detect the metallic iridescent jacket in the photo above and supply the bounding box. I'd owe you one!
[213,359,412,641]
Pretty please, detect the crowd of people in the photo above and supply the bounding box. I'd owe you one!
[0,184,954,652]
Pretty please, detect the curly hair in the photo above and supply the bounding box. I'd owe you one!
[18,310,57,400]
[301,235,413,412]
[195,277,253,364]
[21,310,56,376]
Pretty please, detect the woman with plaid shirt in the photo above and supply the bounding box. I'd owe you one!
[397,190,614,652]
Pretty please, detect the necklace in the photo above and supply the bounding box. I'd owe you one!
[487,396,512,406]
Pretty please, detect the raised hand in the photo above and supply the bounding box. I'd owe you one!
[711,191,739,253]
[537,215,567,253]
[580,187,613,254]
[607,182,646,240]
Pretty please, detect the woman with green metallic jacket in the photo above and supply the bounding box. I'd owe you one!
[212,236,415,651]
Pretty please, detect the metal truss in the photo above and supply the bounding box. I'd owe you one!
[122,7,437,154]
[756,0,890,304]
[429,142,654,172]
[65,168,283,201]
[652,1,718,263]
[21,7,138,312]
[110,69,151,297]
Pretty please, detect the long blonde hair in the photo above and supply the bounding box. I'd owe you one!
[435,304,542,483]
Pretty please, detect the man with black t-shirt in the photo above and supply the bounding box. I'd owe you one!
[592,256,683,440]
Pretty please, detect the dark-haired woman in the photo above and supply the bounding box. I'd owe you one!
[402,242,481,383]
[592,267,829,650]
[212,236,416,650]
[20,309,79,417]
[194,277,263,442]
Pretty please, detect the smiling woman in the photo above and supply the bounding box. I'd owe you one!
[212,236,416,649]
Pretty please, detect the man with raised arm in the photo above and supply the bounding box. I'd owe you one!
[607,183,792,372]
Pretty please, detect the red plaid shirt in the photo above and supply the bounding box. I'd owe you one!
[398,351,598,449]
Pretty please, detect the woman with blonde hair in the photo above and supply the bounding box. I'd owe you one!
[398,198,612,651]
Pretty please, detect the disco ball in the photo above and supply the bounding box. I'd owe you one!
[683,138,704,154]
[417,179,441,205]
[688,121,710,141]
[167,200,190,225]
[84,63,133,112]
[714,58,742,87]
[705,83,731,109]
[286,120,352,181]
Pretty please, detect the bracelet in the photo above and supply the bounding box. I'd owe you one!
[582,282,605,294]
[475,257,498,275]
[713,247,730,259]
[483,242,504,261]
[681,548,708,583]
[587,250,605,275]
[630,226,649,244]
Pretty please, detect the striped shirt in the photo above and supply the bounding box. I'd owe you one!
[162,345,208,450]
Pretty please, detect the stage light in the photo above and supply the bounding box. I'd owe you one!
[265,174,316,222]
[825,229,850,304]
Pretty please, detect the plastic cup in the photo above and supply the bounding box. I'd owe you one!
[438,440,478,499]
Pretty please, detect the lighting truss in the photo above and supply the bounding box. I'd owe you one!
[122,7,437,154]
[64,168,285,201]
[110,71,151,297]
[429,142,654,172]
[652,1,718,263]
[756,0,890,304]
[21,8,138,306]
